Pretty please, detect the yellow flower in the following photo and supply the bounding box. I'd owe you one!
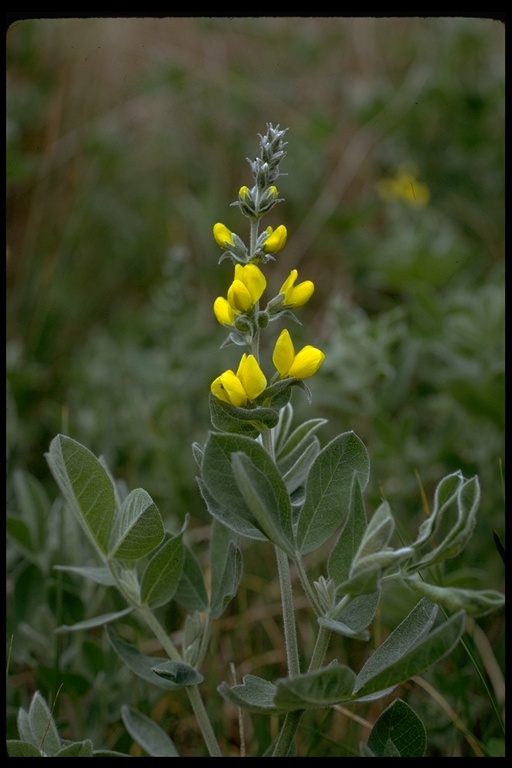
[376,166,430,207]
[213,222,235,248]
[211,354,267,406]
[264,225,287,254]
[213,296,238,326]
[279,269,314,308]
[227,263,267,312]
[239,186,251,200]
[273,329,325,379]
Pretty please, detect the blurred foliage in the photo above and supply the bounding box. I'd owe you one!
[7,17,504,756]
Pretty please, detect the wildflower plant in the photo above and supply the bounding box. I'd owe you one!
[9,124,504,757]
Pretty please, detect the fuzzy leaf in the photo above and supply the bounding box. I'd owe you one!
[209,393,278,437]
[56,740,94,756]
[140,532,184,608]
[231,451,294,555]
[274,664,357,710]
[174,545,209,612]
[296,432,370,554]
[201,432,291,545]
[46,435,116,556]
[328,477,367,586]
[151,660,203,686]
[218,675,279,714]
[27,691,61,756]
[406,574,505,617]
[354,604,465,699]
[367,699,426,757]
[55,606,133,633]
[106,628,200,691]
[53,564,116,586]
[209,520,243,618]
[121,705,179,757]
[197,476,267,541]
[6,740,44,757]
[109,488,164,561]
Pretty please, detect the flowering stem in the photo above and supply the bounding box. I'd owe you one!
[275,546,301,679]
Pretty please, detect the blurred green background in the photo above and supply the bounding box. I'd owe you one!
[6,17,504,756]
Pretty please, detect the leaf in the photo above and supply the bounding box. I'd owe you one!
[281,439,320,495]
[140,531,184,608]
[6,516,34,555]
[197,476,267,542]
[201,432,291,545]
[328,477,367,586]
[353,606,465,700]
[409,472,480,570]
[231,451,294,554]
[54,606,133,633]
[209,393,279,437]
[121,705,179,757]
[151,660,203,686]
[106,627,197,691]
[27,691,61,756]
[274,664,357,710]
[53,564,116,586]
[174,545,209,612]
[209,520,243,618]
[367,699,426,757]
[319,590,381,639]
[218,675,279,714]
[296,432,370,554]
[109,488,164,561]
[46,435,116,556]
[56,740,94,756]
[406,573,505,617]
[6,740,43,757]
[276,417,326,469]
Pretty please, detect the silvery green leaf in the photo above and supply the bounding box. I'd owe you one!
[231,451,294,555]
[151,660,203,686]
[406,573,505,617]
[27,691,61,756]
[275,417,327,467]
[367,699,426,757]
[53,563,116,586]
[174,545,209,612]
[56,740,94,757]
[209,393,278,438]
[296,432,370,554]
[140,531,184,608]
[209,520,243,618]
[46,435,116,557]
[197,476,267,542]
[55,606,133,633]
[353,600,465,700]
[107,627,198,691]
[281,438,320,495]
[121,705,179,757]
[109,488,164,561]
[328,478,367,586]
[274,664,357,710]
[7,741,43,757]
[218,675,279,714]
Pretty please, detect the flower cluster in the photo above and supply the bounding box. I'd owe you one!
[209,124,325,410]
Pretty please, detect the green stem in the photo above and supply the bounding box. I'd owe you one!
[138,605,222,757]
[275,546,301,679]
[272,621,333,756]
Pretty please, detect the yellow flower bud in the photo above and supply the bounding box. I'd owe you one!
[211,370,248,407]
[236,353,267,400]
[228,279,253,312]
[213,296,238,326]
[227,263,267,311]
[213,222,235,248]
[211,354,267,406]
[273,329,325,379]
[239,186,251,200]
[264,225,287,254]
[279,269,314,308]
